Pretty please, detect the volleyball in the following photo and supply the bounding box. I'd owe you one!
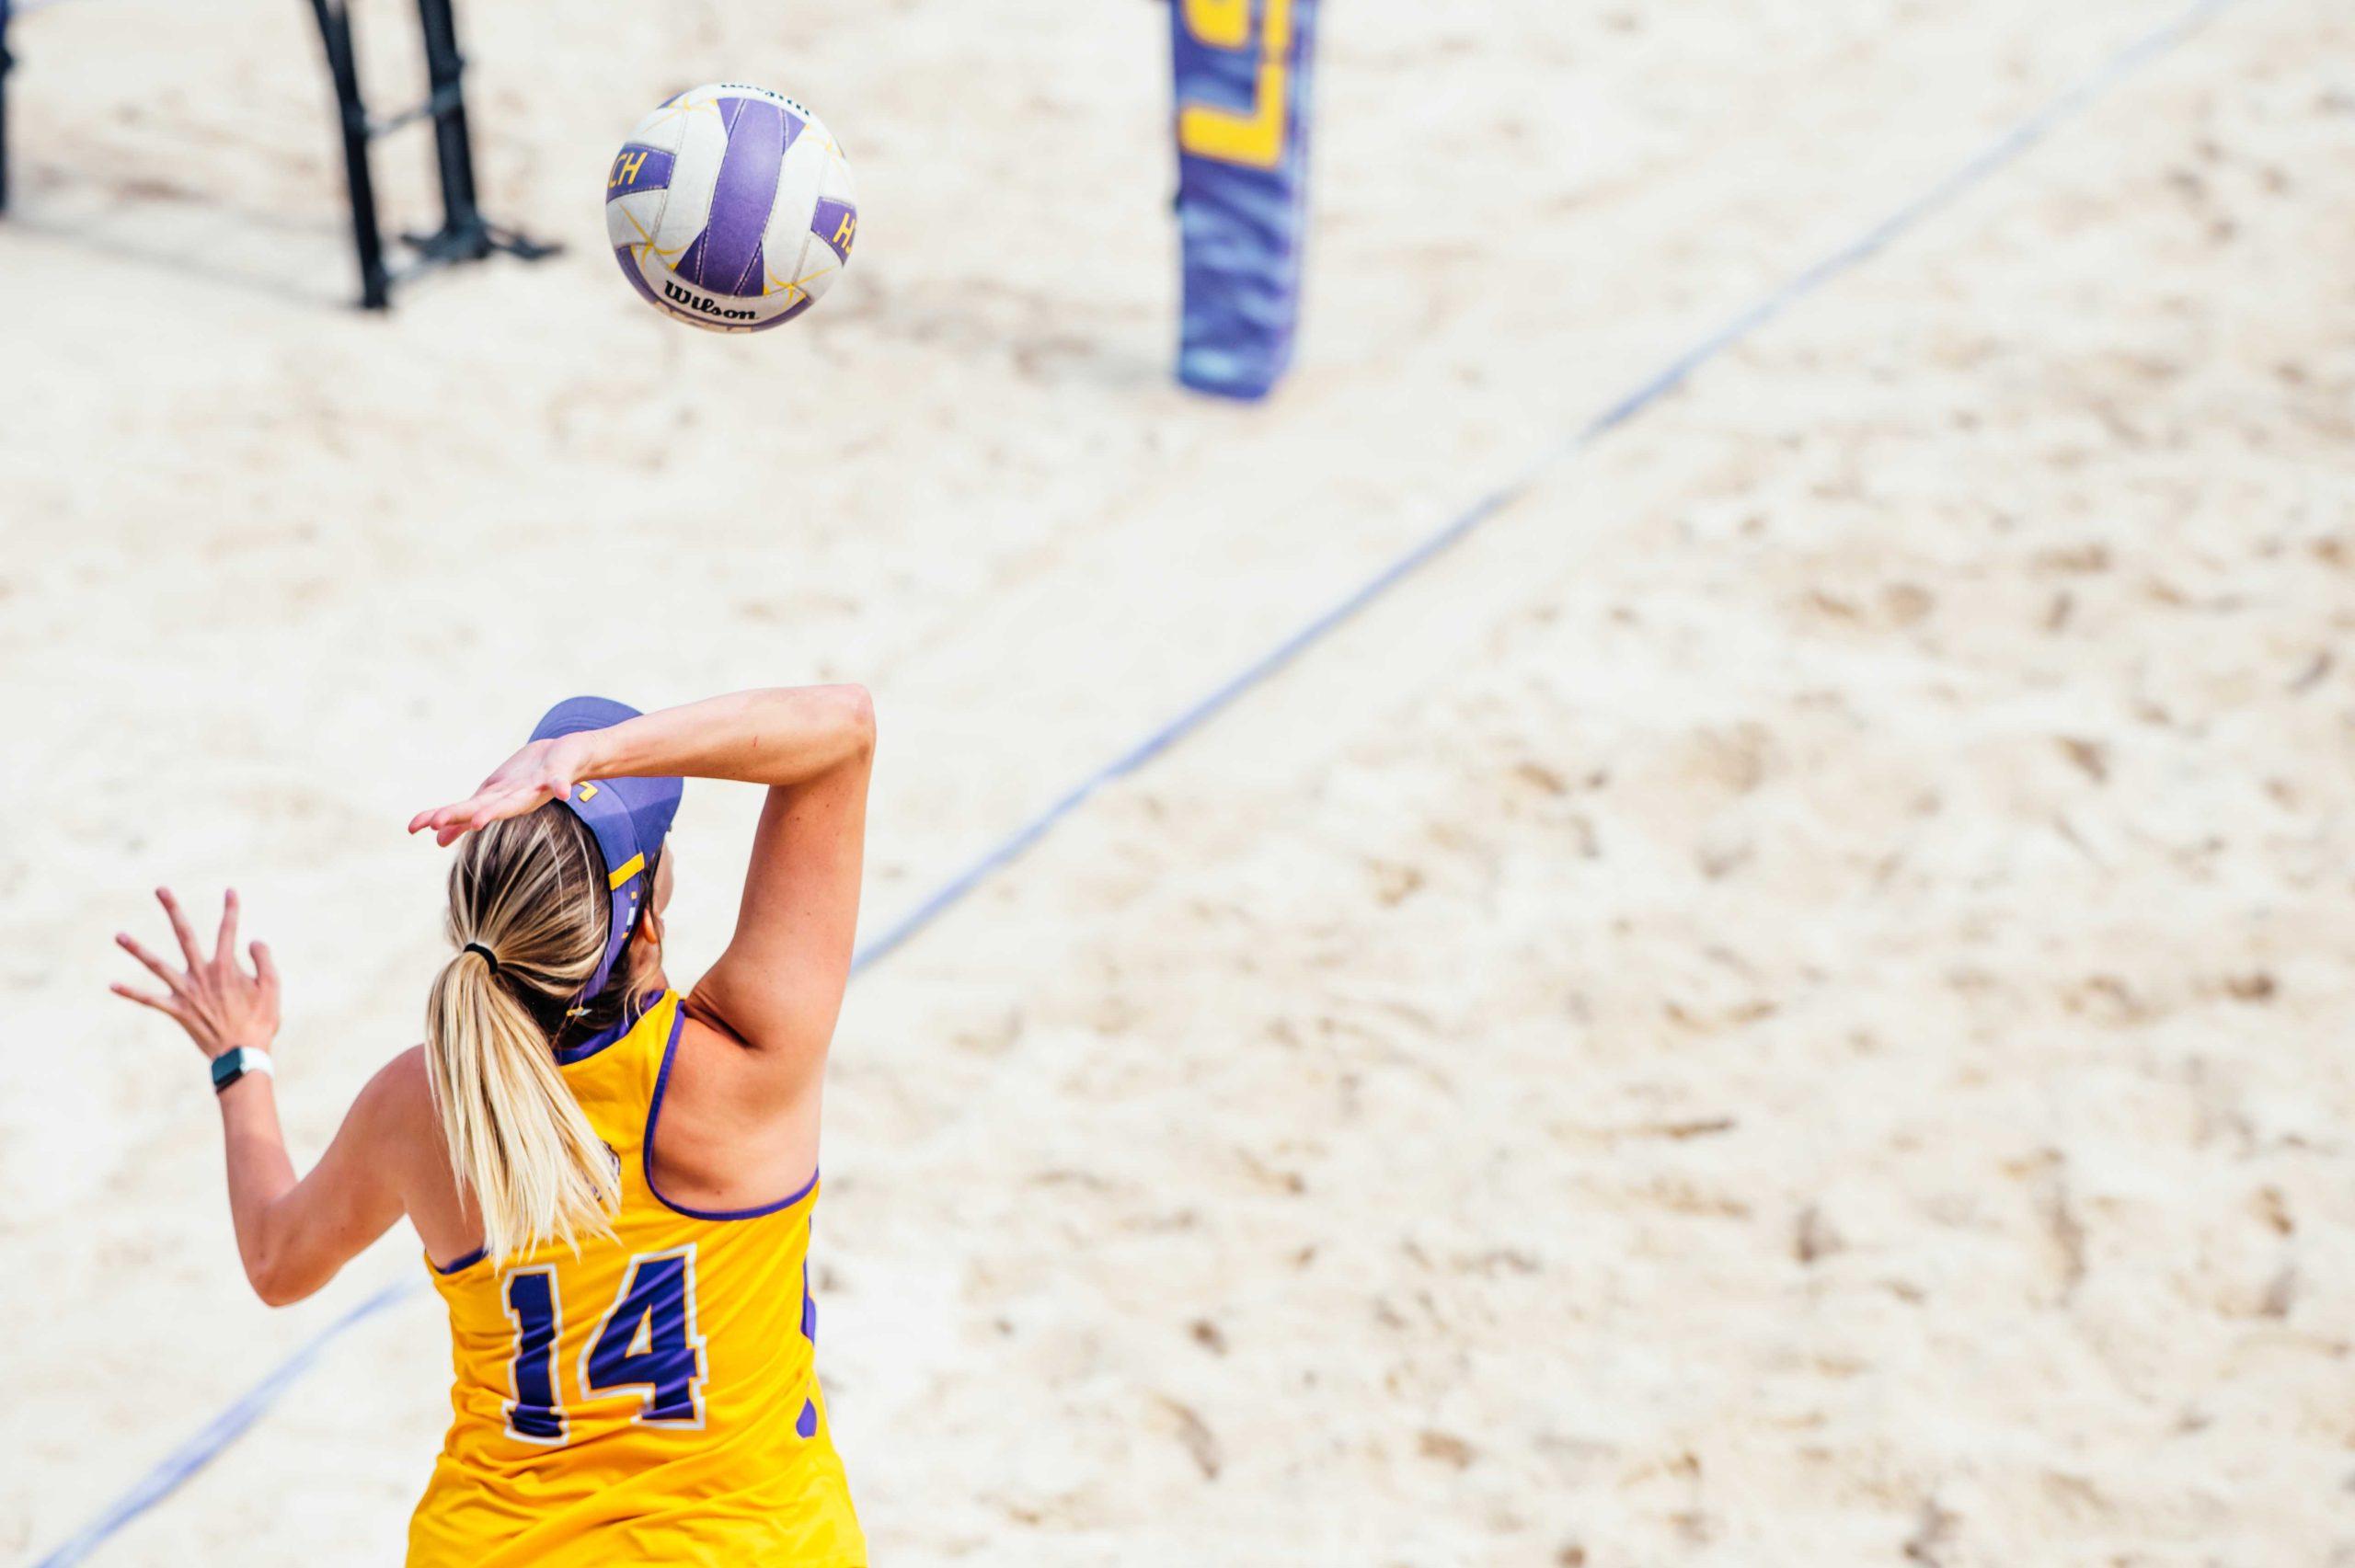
[604,84,858,333]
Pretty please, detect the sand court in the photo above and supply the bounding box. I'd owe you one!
[5,0,2351,1562]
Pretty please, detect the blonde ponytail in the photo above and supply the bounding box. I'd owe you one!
[425,807,625,1264]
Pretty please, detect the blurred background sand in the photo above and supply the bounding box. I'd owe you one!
[2,0,2351,1562]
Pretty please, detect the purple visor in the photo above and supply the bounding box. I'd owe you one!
[530,697,683,1003]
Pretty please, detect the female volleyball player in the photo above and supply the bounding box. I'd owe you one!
[110,687,875,1566]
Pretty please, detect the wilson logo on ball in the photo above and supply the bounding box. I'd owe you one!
[660,281,757,322]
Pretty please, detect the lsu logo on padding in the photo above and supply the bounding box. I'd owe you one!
[1177,0,1299,170]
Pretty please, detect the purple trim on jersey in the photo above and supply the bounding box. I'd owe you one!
[811,198,857,263]
[605,143,674,201]
[431,1243,488,1276]
[643,1005,822,1220]
[796,1399,819,1439]
[672,96,794,299]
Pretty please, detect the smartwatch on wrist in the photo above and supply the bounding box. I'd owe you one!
[211,1046,274,1095]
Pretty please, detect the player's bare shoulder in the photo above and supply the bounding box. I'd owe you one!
[359,1048,453,1173]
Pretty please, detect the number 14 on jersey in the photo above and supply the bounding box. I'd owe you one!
[502,1246,706,1443]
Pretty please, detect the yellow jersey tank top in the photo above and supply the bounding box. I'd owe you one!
[408,990,864,1566]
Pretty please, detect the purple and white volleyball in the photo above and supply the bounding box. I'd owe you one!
[604,84,857,333]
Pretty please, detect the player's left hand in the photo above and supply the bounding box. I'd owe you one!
[112,887,281,1061]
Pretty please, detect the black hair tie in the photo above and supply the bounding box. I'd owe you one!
[463,942,501,976]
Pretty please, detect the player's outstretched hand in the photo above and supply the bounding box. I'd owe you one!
[112,888,281,1061]
[408,735,590,846]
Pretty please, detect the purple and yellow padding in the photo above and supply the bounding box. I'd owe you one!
[1170,0,1320,399]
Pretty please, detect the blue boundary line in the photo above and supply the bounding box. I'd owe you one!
[31,1282,413,1567]
[29,3,2238,1561]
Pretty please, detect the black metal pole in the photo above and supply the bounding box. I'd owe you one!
[307,0,390,308]
[1,0,16,216]
[414,0,485,258]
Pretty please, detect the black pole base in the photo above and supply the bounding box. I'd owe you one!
[388,216,559,294]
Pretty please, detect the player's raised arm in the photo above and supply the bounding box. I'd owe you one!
[409,686,876,1087]
[627,689,875,1082]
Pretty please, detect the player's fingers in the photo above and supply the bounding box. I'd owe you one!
[416,795,496,841]
[157,887,205,967]
[250,941,279,994]
[216,888,240,963]
[109,981,185,1019]
[412,798,472,831]
[434,788,532,845]
[115,934,188,994]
